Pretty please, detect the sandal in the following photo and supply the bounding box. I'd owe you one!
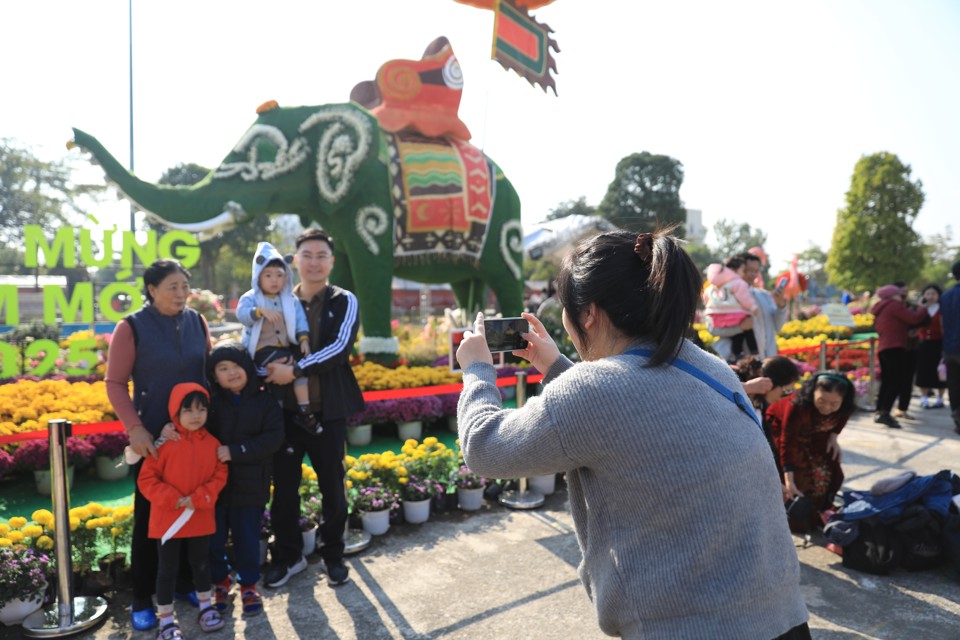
[241,589,263,616]
[157,622,184,640]
[198,606,225,632]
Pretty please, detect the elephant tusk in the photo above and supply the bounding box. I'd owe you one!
[142,207,242,238]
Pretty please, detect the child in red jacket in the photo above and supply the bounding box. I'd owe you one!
[138,383,228,639]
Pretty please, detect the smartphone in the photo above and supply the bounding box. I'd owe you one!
[483,317,529,353]
[775,277,788,292]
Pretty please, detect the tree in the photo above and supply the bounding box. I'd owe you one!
[544,196,596,221]
[711,219,768,261]
[596,152,686,234]
[0,138,104,245]
[826,152,925,291]
[149,163,274,296]
[915,227,960,289]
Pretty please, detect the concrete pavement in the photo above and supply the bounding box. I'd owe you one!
[27,395,960,640]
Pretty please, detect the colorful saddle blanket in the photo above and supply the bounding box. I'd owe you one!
[386,131,494,265]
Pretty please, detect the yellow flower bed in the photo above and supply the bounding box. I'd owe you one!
[351,362,460,391]
[0,502,135,562]
[776,334,832,353]
[0,379,117,449]
[778,313,874,340]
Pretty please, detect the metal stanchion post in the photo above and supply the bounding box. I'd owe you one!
[819,341,827,371]
[23,420,108,637]
[868,337,878,407]
[499,372,545,510]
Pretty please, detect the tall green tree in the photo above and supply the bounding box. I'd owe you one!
[915,227,960,289]
[826,152,925,291]
[544,196,596,221]
[711,219,768,261]
[0,138,104,244]
[596,152,686,234]
[797,244,829,290]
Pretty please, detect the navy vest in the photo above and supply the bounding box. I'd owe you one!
[126,305,208,437]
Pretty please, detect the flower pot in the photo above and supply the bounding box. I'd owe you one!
[98,552,127,585]
[347,424,373,447]
[397,420,423,441]
[301,525,317,555]
[0,589,44,626]
[259,539,269,565]
[95,455,129,481]
[402,498,431,524]
[458,486,485,511]
[528,473,556,496]
[33,466,74,496]
[361,509,390,536]
[447,415,459,434]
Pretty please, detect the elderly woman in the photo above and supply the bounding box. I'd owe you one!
[871,284,928,428]
[105,260,212,631]
[456,230,810,640]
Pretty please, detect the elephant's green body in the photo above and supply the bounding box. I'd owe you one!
[72,103,524,355]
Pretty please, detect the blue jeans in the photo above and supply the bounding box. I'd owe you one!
[209,505,264,587]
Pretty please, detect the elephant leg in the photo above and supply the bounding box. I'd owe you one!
[331,250,356,292]
[341,238,397,362]
[450,278,486,317]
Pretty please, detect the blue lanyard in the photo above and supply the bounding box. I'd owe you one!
[624,349,763,430]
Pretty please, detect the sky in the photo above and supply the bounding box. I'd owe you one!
[3,0,959,273]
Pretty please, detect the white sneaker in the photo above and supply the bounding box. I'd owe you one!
[264,556,307,588]
[921,397,930,409]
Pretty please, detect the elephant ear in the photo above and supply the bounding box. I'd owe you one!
[300,106,377,205]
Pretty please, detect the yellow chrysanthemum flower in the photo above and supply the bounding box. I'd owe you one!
[22,525,43,538]
[36,535,54,550]
[31,509,54,527]
[69,517,80,531]
[8,516,27,529]
[0,524,8,535]
[0,538,11,547]
[69,506,91,521]
[7,530,24,543]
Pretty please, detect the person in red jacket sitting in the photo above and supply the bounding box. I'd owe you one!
[138,383,228,639]
[871,284,929,428]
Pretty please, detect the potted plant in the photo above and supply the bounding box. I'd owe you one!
[98,504,134,587]
[389,396,443,441]
[13,437,95,496]
[454,465,487,511]
[354,484,399,536]
[86,432,130,480]
[0,546,54,626]
[439,393,460,433]
[299,495,322,555]
[399,475,442,524]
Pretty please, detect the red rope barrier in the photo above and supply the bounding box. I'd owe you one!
[777,338,873,356]
[0,373,546,445]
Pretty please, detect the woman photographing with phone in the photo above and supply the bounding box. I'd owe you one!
[456,230,810,640]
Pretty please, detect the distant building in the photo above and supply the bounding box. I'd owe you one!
[684,208,706,243]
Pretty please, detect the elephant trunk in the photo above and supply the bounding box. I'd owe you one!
[70,128,242,229]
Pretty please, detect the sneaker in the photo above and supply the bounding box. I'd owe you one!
[264,555,308,588]
[920,397,930,409]
[197,606,225,633]
[932,398,944,409]
[293,411,323,435]
[874,412,902,429]
[156,622,183,640]
[213,578,232,612]
[241,588,264,616]
[326,559,350,586]
[132,607,159,631]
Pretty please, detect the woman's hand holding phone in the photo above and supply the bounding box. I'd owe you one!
[512,312,561,374]
[456,312,494,370]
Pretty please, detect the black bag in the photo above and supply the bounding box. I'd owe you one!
[785,495,815,523]
[940,514,960,579]
[895,505,943,571]
[842,518,903,575]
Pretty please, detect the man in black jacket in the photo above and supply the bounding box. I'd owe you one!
[264,228,365,588]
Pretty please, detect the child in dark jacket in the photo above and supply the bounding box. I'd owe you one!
[205,341,284,616]
[138,383,228,639]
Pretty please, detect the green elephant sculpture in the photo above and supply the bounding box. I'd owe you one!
[71,101,524,357]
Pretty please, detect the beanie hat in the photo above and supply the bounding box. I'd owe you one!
[876,284,903,300]
[207,340,258,393]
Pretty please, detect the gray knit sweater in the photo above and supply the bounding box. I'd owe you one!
[458,339,808,639]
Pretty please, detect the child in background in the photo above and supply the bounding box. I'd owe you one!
[703,256,760,361]
[138,383,228,639]
[237,242,318,433]
[205,342,284,616]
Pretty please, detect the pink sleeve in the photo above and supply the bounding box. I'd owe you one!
[731,279,758,312]
[104,320,143,432]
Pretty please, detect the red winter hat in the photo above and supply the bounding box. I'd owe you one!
[168,382,209,429]
[876,284,904,300]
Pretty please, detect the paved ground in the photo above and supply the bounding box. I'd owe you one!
[7,396,959,639]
